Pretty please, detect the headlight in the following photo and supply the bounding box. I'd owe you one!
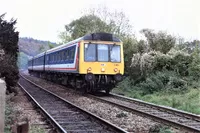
[114,68,118,72]
[101,68,105,72]
[87,67,92,71]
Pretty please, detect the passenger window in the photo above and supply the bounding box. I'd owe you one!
[71,47,75,60]
[66,50,69,60]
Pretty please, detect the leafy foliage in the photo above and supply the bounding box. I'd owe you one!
[188,46,200,79]
[0,14,19,94]
[130,49,193,79]
[177,40,200,53]
[64,15,109,40]
[121,35,138,74]
[140,29,176,54]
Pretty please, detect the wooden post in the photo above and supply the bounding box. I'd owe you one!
[0,78,6,133]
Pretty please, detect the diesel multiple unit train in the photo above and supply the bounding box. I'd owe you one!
[28,32,124,94]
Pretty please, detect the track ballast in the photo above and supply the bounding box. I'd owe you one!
[19,75,127,133]
[89,92,200,133]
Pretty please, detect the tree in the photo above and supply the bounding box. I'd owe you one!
[58,6,134,43]
[0,13,19,94]
[64,15,109,40]
[177,40,200,54]
[137,40,147,54]
[188,44,200,79]
[58,31,73,44]
[140,29,176,54]
[120,35,138,74]
[84,6,133,36]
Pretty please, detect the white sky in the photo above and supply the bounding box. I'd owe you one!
[1,0,200,43]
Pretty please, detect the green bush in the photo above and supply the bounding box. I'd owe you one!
[166,77,187,92]
[188,47,200,79]
[170,50,191,76]
[5,103,14,133]
[135,71,188,95]
[116,77,133,91]
[130,50,193,82]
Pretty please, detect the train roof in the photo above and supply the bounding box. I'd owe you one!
[29,32,121,59]
[82,32,121,42]
[34,52,45,58]
[46,32,121,54]
[28,52,45,61]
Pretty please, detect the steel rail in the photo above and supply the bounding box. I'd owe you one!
[19,74,127,133]
[88,93,200,133]
[110,93,200,121]
[18,83,66,133]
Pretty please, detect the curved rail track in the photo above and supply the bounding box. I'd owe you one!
[19,75,127,133]
[88,92,200,133]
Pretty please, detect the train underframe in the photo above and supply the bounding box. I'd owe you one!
[28,70,122,94]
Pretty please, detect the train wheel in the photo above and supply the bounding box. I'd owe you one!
[87,81,94,93]
[105,88,110,95]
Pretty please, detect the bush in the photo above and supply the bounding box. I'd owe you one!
[135,71,187,95]
[169,49,192,76]
[129,49,195,94]
[116,77,133,91]
[166,77,187,93]
[130,49,193,79]
[188,47,200,79]
[130,51,161,80]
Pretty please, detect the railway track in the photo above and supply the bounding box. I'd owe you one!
[19,75,127,133]
[88,92,200,133]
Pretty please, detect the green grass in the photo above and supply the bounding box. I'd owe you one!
[112,87,200,114]
[30,126,45,133]
[4,103,14,133]
[149,125,175,133]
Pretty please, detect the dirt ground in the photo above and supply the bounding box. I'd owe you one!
[5,86,55,133]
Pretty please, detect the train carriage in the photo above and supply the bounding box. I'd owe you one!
[28,59,33,72]
[28,32,124,94]
[32,52,45,72]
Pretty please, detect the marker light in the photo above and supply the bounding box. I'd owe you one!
[101,68,105,72]
[87,67,92,71]
[114,68,118,72]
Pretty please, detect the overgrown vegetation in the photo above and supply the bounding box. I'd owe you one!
[114,46,200,114]
[30,126,45,133]
[5,103,14,133]
[59,7,200,114]
[149,124,174,133]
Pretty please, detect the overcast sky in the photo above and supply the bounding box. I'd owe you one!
[1,0,200,43]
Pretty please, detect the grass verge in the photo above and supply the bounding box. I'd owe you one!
[112,87,200,114]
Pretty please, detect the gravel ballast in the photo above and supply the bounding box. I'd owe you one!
[22,72,181,133]
[7,86,55,133]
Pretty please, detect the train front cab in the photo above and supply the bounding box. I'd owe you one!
[78,40,124,93]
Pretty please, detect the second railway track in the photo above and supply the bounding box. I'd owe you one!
[19,75,127,133]
[89,92,200,133]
